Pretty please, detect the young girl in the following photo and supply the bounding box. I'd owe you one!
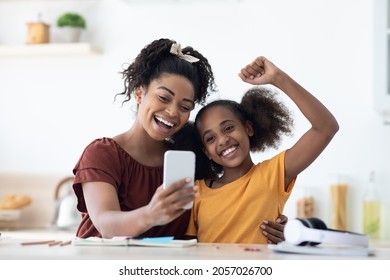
[186,56,339,244]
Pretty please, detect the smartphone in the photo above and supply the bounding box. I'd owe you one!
[163,150,195,210]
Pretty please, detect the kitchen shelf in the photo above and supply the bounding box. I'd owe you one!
[0,42,101,57]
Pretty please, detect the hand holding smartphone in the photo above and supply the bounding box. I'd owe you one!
[163,150,195,210]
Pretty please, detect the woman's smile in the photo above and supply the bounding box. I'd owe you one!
[154,115,176,133]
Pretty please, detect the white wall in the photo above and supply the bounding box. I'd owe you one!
[1,0,389,240]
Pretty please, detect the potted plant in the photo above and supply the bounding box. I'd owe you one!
[56,12,86,43]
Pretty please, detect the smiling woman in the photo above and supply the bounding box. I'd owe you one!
[71,38,217,239]
[132,74,195,139]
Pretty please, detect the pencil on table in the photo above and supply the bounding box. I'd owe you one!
[60,240,72,246]
[21,240,55,246]
[48,241,63,246]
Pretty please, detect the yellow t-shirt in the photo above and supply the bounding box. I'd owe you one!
[186,151,295,244]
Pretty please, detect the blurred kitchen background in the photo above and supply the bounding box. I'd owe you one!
[0,0,389,241]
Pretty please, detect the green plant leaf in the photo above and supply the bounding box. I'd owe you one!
[57,13,86,29]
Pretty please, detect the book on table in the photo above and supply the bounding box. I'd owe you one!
[73,236,197,248]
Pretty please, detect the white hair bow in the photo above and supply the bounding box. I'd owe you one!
[170,43,200,63]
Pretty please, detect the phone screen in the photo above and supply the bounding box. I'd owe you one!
[163,150,195,209]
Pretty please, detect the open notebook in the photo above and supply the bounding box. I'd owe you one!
[73,236,197,248]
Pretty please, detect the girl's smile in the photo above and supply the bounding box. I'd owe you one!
[220,144,238,158]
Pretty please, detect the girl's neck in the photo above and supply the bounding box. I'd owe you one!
[212,156,254,188]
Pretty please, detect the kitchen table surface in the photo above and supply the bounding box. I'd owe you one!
[1,229,390,260]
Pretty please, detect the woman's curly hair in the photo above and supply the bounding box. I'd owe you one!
[116,38,217,105]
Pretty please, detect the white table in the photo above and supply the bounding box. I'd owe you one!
[1,229,389,260]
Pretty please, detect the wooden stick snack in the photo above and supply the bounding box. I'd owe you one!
[330,183,348,230]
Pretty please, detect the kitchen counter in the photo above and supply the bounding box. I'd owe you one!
[1,232,390,260]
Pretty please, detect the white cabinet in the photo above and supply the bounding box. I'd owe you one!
[373,0,390,121]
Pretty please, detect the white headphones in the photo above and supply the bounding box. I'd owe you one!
[284,218,369,247]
